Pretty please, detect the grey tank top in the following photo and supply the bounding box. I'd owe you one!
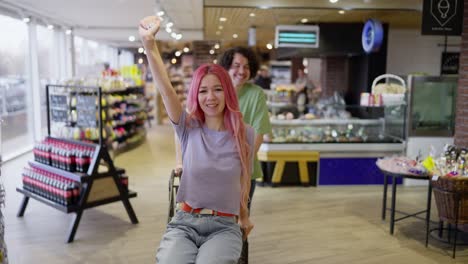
[172,111,255,215]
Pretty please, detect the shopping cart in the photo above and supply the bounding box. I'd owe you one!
[167,169,248,264]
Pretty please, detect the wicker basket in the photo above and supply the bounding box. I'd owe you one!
[432,176,468,225]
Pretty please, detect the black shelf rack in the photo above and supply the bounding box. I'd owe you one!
[16,84,139,243]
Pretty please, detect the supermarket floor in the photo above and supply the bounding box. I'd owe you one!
[3,123,468,264]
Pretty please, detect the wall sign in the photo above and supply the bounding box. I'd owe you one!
[275,25,319,48]
[440,52,460,75]
[422,0,463,35]
[361,19,384,53]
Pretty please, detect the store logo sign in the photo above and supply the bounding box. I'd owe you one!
[430,0,457,27]
[361,19,383,54]
[422,0,463,35]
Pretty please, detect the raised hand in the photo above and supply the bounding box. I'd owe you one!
[138,16,161,47]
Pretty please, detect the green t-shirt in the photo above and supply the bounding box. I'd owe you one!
[237,83,272,180]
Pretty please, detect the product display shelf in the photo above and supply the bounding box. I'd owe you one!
[16,85,139,243]
[53,85,151,153]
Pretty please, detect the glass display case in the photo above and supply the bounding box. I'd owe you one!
[259,105,407,186]
[407,76,457,137]
[267,104,406,145]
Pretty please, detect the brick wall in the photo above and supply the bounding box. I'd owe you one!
[321,57,348,97]
[454,0,468,147]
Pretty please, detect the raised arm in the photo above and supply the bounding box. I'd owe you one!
[139,16,182,123]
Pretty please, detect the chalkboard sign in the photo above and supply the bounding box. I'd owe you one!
[441,52,459,75]
[51,109,68,122]
[76,95,96,111]
[76,112,97,127]
[76,95,97,127]
[50,94,68,110]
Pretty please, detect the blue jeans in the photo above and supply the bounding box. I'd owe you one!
[156,211,242,264]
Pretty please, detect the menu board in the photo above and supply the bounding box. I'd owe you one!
[51,109,69,123]
[50,94,68,108]
[49,94,69,122]
[76,95,97,127]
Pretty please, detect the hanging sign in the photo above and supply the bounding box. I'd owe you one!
[440,52,459,75]
[421,0,463,35]
[362,19,384,54]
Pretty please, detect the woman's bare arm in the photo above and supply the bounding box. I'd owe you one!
[139,16,182,123]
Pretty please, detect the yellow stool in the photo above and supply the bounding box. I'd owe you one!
[257,151,319,186]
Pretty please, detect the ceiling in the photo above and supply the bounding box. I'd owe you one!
[0,0,423,50]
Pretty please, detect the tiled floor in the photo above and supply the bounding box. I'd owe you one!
[2,123,468,263]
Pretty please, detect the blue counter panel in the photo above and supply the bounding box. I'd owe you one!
[318,157,402,185]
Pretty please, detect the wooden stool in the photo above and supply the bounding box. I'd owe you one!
[257,151,319,186]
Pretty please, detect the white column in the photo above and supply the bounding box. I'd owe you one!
[28,19,42,141]
[68,32,76,77]
[55,29,68,80]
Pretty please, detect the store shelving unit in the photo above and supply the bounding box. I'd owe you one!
[103,86,151,153]
[16,85,138,243]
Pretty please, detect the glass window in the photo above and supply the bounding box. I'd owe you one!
[0,14,33,158]
[409,76,457,137]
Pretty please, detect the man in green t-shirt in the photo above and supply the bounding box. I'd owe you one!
[219,46,272,210]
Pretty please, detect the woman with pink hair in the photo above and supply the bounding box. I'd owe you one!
[139,16,255,263]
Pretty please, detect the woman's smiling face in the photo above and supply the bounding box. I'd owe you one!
[198,74,225,118]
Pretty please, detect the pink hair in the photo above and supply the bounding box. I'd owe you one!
[186,63,251,209]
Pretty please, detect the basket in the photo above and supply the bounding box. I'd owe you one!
[371,74,406,106]
[431,176,468,225]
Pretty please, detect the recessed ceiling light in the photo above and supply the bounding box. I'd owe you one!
[214,43,220,49]
[128,36,135,42]
[157,11,165,16]
[301,18,308,23]
[338,10,345,14]
[22,17,30,23]
[219,17,227,22]
[65,29,72,35]
[47,24,54,30]
[266,43,273,50]
[249,13,255,17]
[259,6,270,9]
[176,34,182,40]
[233,34,238,38]
[138,47,144,53]
[213,59,218,64]
[171,32,177,38]
[183,47,190,53]
[166,27,172,33]
[209,49,215,55]
[175,51,182,57]
[138,58,144,64]
[166,22,173,27]
[171,58,177,64]
[329,0,338,3]
[218,25,223,30]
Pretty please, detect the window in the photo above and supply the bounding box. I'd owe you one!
[0,14,33,158]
